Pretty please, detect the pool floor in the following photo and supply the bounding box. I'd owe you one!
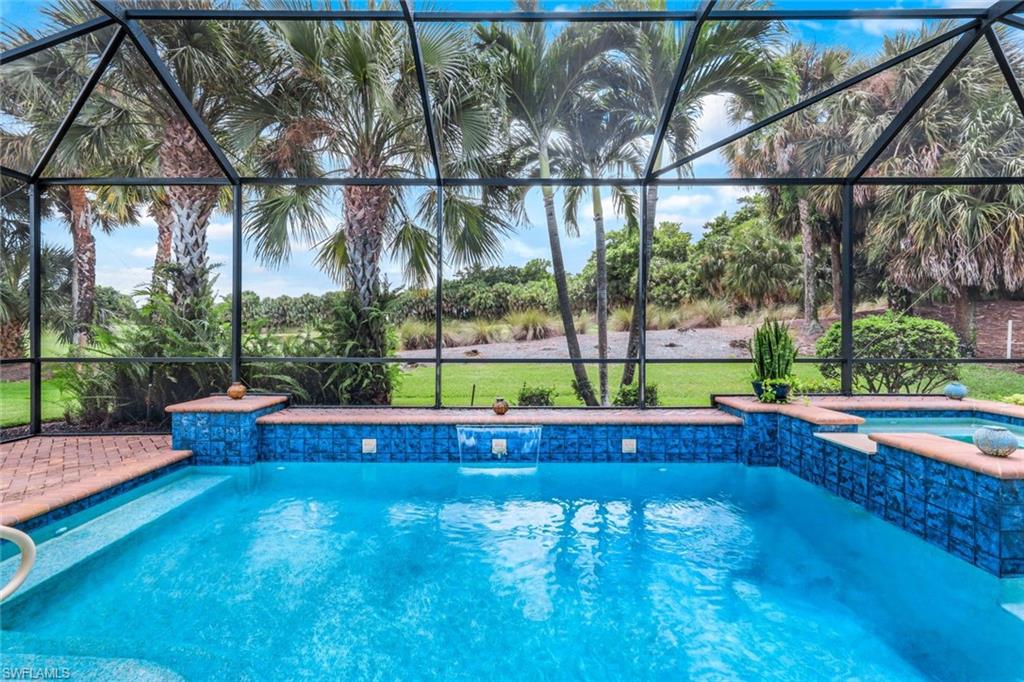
[2,463,1023,680]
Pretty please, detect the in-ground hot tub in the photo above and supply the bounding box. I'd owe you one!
[858,416,1024,448]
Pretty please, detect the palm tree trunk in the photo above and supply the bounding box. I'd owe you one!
[342,184,389,309]
[951,289,976,355]
[798,197,821,335]
[0,322,25,360]
[341,181,392,405]
[592,185,609,406]
[158,117,219,318]
[152,195,174,280]
[67,186,95,350]
[539,141,597,406]
[830,234,842,317]
[621,184,657,388]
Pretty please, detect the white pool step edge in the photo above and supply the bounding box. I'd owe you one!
[0,474,231,606]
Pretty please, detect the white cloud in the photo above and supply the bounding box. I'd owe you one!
[130,245,157,259]
[856,19,921,37]
[95,266,151,294]
[206,220,233,240]
[693,94,738,152]
[506,238,548,261]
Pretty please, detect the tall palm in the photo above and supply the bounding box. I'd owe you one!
[239,14,518,402]
[476,7,628,405]
[558,87,642,404]
[850,34,1024,348]
[728,44,850,336]
[616,0,787,385]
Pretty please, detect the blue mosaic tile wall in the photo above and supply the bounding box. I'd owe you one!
[257,423,743,463]
[868,444,1024,577]
[172,405,284,465]
[779,429,1023,577]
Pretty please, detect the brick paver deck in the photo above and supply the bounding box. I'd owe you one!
[0,436,192,526]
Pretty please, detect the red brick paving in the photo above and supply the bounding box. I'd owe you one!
[0,436,191,526]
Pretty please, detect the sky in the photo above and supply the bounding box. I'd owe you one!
[2,0,996,299]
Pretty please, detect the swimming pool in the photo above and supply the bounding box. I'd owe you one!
[859,416,1024,447]
[3,463,1023,680]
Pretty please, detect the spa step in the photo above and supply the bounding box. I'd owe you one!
[0,473,231,604]
[255,407,743,426]
[813,432,878,455]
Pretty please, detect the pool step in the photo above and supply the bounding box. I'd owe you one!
[0,473,230,604]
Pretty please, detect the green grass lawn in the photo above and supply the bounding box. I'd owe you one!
[3,361,1022,428]
[0,378,68,428]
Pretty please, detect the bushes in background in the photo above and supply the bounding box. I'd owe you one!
[816,312,960,393]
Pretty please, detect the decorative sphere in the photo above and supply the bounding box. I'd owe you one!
[943,382,968,400]
[226,382,248,400]
[973,425,1019,458]
[492,397,510,416]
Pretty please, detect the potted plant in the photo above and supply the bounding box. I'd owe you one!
[750,319,797,403]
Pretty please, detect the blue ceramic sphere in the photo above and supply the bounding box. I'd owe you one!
[972,425,1019,458]
[943,382,968,400]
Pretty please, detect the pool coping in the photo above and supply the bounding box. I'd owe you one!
[0,447,193,528]
[713,396,865,425]
[256,407,743,426]
[165,395,289,413]
[868,432,1024,479]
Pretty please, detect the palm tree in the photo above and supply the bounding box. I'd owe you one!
[615,0,787,386]
[558,88,642,404]
[853,36,1024,348]
[476,7,628,405]
[237,14,519,402]
[728,44,850,336]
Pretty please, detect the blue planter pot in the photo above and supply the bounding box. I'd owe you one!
[973,426,1019,458]
[943,382,968,400]
[752,381,790,403]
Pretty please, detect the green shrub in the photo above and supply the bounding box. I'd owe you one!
[648,261,691,308]
[613,382,659,407]
[751,319,796,382]
[792,376,841,395]
[815,312,960,393]
[517,383,556,406]
[507,309,557,341]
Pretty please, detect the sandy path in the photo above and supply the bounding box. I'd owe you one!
[398,325,753,360]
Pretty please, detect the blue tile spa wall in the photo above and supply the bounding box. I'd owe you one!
[172,405,284,465]
[869,444,1024,578]
[780,430,1024,578]
[257,423,744,463]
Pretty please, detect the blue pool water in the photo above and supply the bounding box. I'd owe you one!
[859,416,1024,447]
[3,464,1023,680]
